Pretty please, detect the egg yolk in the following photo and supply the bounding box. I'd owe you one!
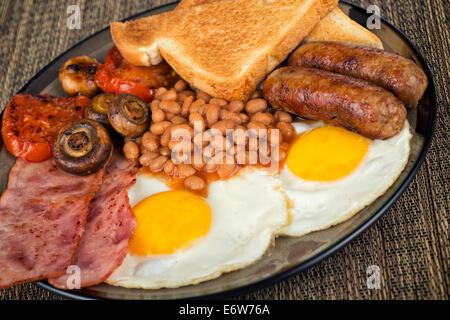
[129,190,212,256]
[286,126,369,181]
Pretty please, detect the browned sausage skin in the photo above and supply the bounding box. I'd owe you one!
[288,41,428,107]
[263,66,407,140]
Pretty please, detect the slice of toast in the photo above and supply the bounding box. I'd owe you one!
[176,0,383,49]
[304,7,383,48]
[111,0,337,101]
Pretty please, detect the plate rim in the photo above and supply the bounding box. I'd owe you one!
[6,0,436,300]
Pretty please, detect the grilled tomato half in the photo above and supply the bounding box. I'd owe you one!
[94,46,176,102]
[1,94,89,162]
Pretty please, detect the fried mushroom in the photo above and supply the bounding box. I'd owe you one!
[59,56,99,97]
[85,92,117,126]
[108,94,150,138]
[52,119,112,175]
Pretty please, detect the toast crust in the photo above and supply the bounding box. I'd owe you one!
[176,0,383,49]
[304,7,383,48]
[111,17,163,66]
[111,0,338,101]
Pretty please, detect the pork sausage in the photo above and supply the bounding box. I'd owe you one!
[288,41,428,107]
[263,66,407,140]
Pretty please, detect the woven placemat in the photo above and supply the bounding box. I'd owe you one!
[0,0,448,300]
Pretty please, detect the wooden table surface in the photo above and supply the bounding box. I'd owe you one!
[0,0,448,300]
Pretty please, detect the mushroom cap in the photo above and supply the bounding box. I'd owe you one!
[108,94,150,138]
[85,92,117,126]
[52,119,113,176]
[59,56,99,97]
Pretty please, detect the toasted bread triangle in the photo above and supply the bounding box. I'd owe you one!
[305,7,383,48]
[176,0,383,49]
[111,0,337,101]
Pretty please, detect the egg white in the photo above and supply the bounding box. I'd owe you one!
[106,168,288,289]
[279,120,412,237]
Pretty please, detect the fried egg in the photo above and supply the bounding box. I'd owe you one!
[106,169,288,289]
[279,120,412,237]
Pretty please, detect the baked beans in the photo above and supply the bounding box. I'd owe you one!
[159,100,181,114]
[245,99,267,114]
[142,132,160,152]
[184,176,206,191]
[123,141,139,159]
[139,152,159,166]
[174,79,188,92]
[274,111,293,123]
[181,95,194,117]
[226,100,244,113]
[196,91,211,103]
[150,156,168,172]
[124,80,298,192]
[152,108,165,122]
[160,88,177,101]
[155,87,167,99]
[276,121,296,142]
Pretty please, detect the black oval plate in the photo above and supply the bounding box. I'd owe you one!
[1,1,436,299]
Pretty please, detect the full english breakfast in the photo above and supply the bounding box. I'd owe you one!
[0,0,428,290]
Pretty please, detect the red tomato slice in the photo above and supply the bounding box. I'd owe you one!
[94,46,176,102]
[1,94,89,162]
[94,67,156,102]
